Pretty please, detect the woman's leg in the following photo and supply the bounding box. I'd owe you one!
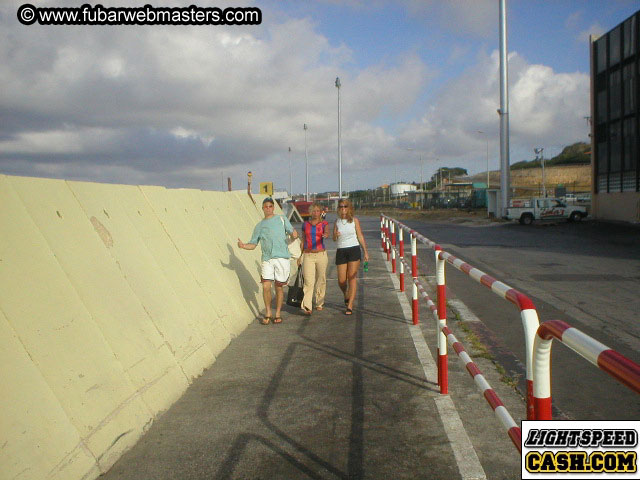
[315,251,328,309]
[346,260,360,310]
[337,262,348,301]
[301,254,316,312]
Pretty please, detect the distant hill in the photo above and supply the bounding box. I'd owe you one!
[511,142,590,170]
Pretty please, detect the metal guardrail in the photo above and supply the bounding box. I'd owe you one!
[532,320,640,420]
[381,215,640,432]
[382,215,541,420]
[390,236,522,452]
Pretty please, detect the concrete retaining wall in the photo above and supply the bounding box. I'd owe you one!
[0,175,271,480]
[593,191,640,223]
[482,164,591,191]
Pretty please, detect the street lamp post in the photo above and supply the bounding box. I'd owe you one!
[304,124,309,202]
[535,147,545,197]
[288,147,292,196]
[478,131,489,189]
[335,77,342,199]
[407,147,423,208]
[499,0,511,217]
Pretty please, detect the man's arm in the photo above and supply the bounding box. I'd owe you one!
[237,238,257,250]
[283,215,298,238]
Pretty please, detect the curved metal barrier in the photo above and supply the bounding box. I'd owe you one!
[381,214,541,420]
[396,247,522,452]
[381,215,640,429]
[444,326,522,453]
[533,319,640,420]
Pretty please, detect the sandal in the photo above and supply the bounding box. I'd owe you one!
[345,308,353,315]
[261,316,271,325]
[302,307,312,315]
[316,306,323,311]
[273,316,282,324]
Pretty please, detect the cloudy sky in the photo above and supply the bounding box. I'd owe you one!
[1,1,638,194]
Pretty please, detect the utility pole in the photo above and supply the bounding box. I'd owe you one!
[499,0,511,216]
[336,77,342,199]
[288,147,292,196]
[535,147,545,197]
[304,124,308,202]
[478,130,490,188]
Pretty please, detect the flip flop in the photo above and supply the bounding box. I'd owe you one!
[260,316,271,325]
[316,306,324,311]
[273,316,282,324]
[302,307,312,315]
[344,308,353,315]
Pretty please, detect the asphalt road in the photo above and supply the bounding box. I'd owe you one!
[372,215,640,421]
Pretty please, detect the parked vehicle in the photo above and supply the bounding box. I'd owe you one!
[505,197,588,225]
[292,200,312,220]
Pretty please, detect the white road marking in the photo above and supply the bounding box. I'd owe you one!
[448,298,482,323]
[383,251,487,480]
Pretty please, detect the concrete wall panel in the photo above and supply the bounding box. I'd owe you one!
[66,181,216,379]
[0,176,151,474]
[0,310,99,480]
[198,190,264,318]
[139,186,249,335]
[185,190,263,320]
[102,184,233,358]
[1,176,268,480]
[118,187,232,355]
[7,175,188,417]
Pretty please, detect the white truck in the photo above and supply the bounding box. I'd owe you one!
[505,197,588,225]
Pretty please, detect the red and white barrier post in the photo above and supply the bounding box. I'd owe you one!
[533,320,640,420]
[398,227,405,292]
[433,250,540,419]
[380,215,385,250]
[435,247,448,394]
[391,221,396,273]
[444,326,522,452]
[411,232,419,325]
[385,219,391,261]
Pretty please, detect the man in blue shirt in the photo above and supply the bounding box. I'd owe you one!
[238,197,298,325]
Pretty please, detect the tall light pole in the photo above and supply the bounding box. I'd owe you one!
[535,147,545,197]
[304,124,309,201]
[335,76,342,199]
[499,0,511,216]
[477,131,489,188]
[288,147,292,196]
[407,147,423,208]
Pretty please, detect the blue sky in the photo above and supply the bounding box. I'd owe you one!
[1,1,639,194]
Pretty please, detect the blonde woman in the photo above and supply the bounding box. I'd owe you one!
[333,199,368,315]
[298,203,330,314]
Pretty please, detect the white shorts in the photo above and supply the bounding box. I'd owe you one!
[260,258,291,286]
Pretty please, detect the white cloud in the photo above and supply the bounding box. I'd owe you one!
[398,50,590,173]
[0,0,592,193]
[1,0,431,191]
[578,23,605,43]
[405,0,498,38]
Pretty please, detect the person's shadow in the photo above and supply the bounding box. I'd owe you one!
[220,244,261,318]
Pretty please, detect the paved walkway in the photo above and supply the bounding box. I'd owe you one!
[101,217,523,479]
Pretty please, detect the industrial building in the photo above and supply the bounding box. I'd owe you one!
[591,10,640,223]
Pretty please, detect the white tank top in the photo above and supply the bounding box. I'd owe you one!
[336,218,359,249]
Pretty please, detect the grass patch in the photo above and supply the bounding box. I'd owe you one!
[449,307,519,388]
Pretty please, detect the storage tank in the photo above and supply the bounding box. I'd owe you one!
[390,183,417,197]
